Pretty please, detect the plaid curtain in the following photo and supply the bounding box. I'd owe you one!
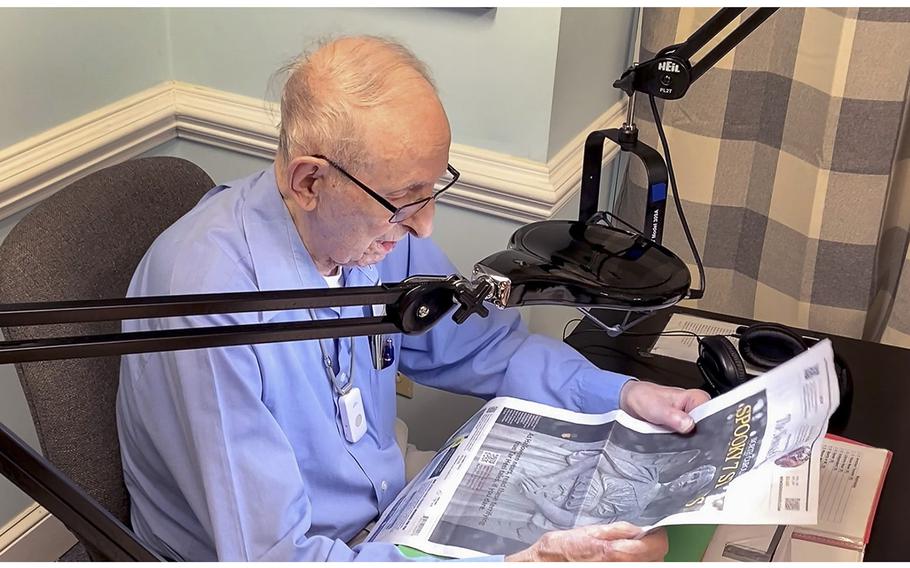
[616,8,910,344]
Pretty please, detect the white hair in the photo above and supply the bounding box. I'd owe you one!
[274,35,437,170]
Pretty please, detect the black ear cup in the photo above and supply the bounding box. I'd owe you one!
[696,322,854,430]
[737,323,808,369]
[697,335,748,394]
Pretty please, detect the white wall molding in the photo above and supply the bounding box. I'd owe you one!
[174,82,280,160]
[447,100,625,222]
[0,83,177,219]
[172,82,627,223]
[0,80,626,222]
[0,504,77,562]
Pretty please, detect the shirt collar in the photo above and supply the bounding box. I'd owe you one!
[242,165,381,318]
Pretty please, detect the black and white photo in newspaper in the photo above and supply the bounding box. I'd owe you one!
[371,340,839,558]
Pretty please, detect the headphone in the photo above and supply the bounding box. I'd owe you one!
[565,317,853,430]
[697,322,852,429]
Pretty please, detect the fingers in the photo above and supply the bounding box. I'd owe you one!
[666,386,710,413]
[580,521,643,540]
[600,528,669,562]
[669,388,711,432]
[624,382,708,433]
[646,398,695,433]
[609,528,669,562]
[600,538,664,562]
[681,388,712,412]
[638,527,670,560]
[509,525,668,562]
[665,405,696,433]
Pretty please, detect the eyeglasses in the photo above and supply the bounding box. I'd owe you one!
[313,154,460,224]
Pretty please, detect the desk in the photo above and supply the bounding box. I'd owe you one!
[566,306,908,562]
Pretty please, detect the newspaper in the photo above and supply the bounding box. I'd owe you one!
[368,339,841,559]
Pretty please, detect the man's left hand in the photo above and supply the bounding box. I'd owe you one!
[619,381,710,433]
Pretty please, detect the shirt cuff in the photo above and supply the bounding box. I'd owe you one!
[572,368,636,414]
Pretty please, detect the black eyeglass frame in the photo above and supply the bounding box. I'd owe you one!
[313,154,460,224]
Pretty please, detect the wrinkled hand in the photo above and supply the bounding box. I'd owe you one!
[506,523,667,562]
[519,477,543,497]
[620,380,710,433]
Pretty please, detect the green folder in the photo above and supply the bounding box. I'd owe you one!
[397,526,717,561]
[397,545,441,559]
[664,525,717,562]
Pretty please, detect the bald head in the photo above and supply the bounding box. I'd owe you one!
[277,35,442,168]
[274,36,451,276]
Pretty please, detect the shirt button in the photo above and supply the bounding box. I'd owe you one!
[380,480,388,492]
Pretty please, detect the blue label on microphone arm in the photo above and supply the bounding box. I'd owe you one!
[649,182,667,202]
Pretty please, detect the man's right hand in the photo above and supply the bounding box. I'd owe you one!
[505,523,668,562]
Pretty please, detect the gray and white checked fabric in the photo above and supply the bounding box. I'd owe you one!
[615,8,910,346]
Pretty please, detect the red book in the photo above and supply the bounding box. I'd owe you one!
[788,434,892,561]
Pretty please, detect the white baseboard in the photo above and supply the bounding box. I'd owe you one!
[0,504,78,562]
[0,80,626,222]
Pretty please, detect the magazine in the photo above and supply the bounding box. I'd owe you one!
[368,340,841,558]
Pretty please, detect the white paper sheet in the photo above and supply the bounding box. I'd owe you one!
[649,313,765,374]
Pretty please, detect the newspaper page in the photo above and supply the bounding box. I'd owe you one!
[368,340,839,559]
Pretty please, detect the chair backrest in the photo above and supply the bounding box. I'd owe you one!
[0,157,214,559]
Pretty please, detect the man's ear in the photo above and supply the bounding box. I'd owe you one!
[284,156,327,212]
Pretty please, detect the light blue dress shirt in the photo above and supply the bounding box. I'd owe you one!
[116,166,633,562]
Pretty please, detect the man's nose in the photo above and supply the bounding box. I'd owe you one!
[403,200,435,238]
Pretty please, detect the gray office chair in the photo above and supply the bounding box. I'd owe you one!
[0,157,214,560]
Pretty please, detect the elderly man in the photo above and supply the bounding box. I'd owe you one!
[116,35,708,562]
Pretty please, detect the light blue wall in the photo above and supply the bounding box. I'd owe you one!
[0,209,43,526]
[548,8,638,158]
[166,7,562,162]
[0,359,37,524]
[0,8,169,148]
[142,138,271,185]
[166,7,639,162]
[0,6,168,531]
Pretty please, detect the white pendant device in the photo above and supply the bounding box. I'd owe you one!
[338,381,366,444]
[310,307,368,444]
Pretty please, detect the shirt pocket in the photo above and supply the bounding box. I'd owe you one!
[369,335,401,446]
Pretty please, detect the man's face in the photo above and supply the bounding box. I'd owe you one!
[312,88,452,269]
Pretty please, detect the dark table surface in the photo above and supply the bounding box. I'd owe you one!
[565,306,908,562]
